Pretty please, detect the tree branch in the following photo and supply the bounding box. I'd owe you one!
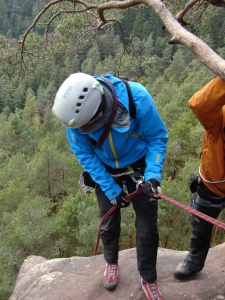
[175,0,202,25]
[12,0,225,80]
[144,0,225,79]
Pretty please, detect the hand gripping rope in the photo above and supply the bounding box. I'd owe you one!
[93,183,225,256]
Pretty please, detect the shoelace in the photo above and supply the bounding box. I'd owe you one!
[107,264,117,279]
[182,263,191,270]
[143,281,160,300]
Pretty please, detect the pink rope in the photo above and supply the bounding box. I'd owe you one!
[93,189,225,256]
[93,206,116,256]
[93,189,142,256]
[158,192,225,231]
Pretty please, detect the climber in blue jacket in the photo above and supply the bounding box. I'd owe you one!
[52,73,168,300]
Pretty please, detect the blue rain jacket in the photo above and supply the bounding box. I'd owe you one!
[66,74,168,200]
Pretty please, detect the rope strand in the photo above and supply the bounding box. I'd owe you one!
[93,189,225,256]
[158,192,225,230]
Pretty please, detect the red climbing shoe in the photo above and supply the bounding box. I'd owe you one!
[141,278,163,300]
[103,262,119,290]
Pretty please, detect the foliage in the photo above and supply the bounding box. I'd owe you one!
[0,196,58,298]
[0,2,225,299]
[75,193,101,256]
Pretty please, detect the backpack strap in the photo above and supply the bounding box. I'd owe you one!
[95,77,118,147]
[120,79,136,119]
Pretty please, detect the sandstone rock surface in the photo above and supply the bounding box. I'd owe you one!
[9,243,225,300]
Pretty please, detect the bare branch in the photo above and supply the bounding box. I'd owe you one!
[6,0,225,80]
[96,0,142,26]
[20,1,98,52]
[208,0,225,7]
[144,0,225,79]
[175,0,201,25]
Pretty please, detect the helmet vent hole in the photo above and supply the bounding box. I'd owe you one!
[76,103,82,107]
[75,110,80,113]
[83,88,88,92]
[79,95,85,99]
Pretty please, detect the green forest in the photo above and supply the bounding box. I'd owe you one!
[0,1,225,299]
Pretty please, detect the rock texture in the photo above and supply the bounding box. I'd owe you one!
[9,243,225,300]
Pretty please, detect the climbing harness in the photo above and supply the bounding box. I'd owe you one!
[79,167,137,194]
[195,195,225,208]
[93,171,143,256]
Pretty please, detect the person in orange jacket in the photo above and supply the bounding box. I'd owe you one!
[174,76,225,279]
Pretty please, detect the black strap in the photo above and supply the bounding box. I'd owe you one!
[196,195,225,208]
[120,79,136,119]
[95,77,136,147]
[95,77,118,147]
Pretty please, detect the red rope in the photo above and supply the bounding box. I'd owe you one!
[93,206,116,256]
[93,189,142,256]
[158,192,225,231]
[93,189,225,256]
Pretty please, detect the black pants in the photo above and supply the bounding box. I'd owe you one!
[185,183,224,272]
[95,161,159,282]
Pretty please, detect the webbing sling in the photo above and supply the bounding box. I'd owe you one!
[95,77,118,147]
[95,77,135,147]
[120,79,136,119]
[196,195,225,208]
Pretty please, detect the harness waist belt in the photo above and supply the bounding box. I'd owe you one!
[196,195,225,208]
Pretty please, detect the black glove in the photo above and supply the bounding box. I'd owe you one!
[141,179,161,201]
[111,191,130,208]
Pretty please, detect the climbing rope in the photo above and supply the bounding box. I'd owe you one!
[158,192,225,231]
[93,188,225,256]
[93,189,142,255]
[93,206,116,256]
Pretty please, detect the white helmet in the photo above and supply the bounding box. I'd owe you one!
[52,73,104,128]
